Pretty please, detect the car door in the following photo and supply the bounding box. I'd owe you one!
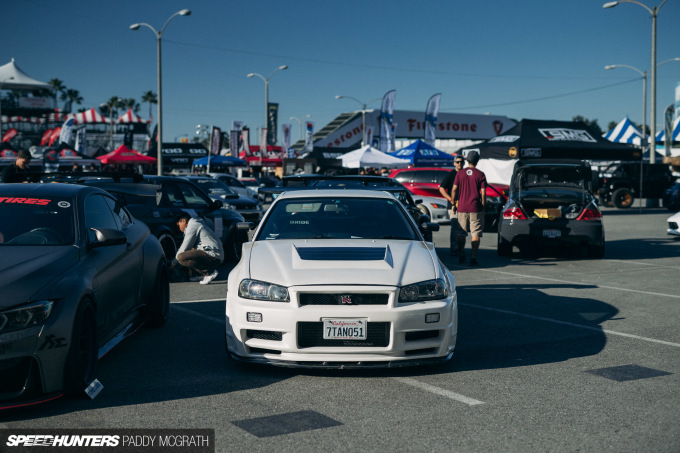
[84,193,143,341]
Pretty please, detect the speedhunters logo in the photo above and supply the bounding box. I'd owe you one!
[1,429,214,452]
[538,128,596,143]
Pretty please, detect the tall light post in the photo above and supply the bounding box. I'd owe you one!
[247,65,288,147]
[99,101,119,150]
[290,114,310,143]
[335,95,381,146]
[130,9,191,175]
[603,0,668,164]
[0,76,14,136]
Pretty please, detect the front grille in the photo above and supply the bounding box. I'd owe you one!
[297,322,390,348]
[299,293,389,306]
[241,212,261,222]
[246,330,283,341]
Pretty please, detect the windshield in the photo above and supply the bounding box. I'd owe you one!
[0,196,76,246]
[256,196,418,241]
[192,179,237,196]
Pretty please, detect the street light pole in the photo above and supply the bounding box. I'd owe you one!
[335,95,381,147]
[0,76,15,137]
[247,65,288,148]
[603,0,668,164]
[130,9,191,175]
[290,115,310,143]
[99,101,118,150]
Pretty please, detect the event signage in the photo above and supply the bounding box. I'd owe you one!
[2,128,17,143]
[315,111,516,148]
[267,103,278,146]
[210,126,222,155]
[538,128,596,143]
[424,93,441,145]
[379,90,396,153]
[18,96,52,109]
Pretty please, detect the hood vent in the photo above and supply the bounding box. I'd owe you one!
[295,246,387,261]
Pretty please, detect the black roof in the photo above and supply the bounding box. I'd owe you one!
[0,182,103,198]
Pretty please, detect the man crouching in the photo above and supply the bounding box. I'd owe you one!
[172,213,224,284]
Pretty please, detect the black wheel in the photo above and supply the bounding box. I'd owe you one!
[587,243,605,259]
[417,204,430,218]
[147,262,170,327]
[612,188,634,209]
[225,228,244,262]
[157,233,177,262]
[64,301,97,397]
[497,236,512,257]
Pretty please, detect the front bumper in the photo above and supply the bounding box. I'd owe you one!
[225,285,457,367]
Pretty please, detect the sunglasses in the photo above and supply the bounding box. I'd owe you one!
[454,161,464,164]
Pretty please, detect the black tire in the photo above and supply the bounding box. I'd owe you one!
[587,243,605,259]
[147,262,170,327]
[497,236,512,257]
[417,205,430,218]
[64,300,98,397]
[612,188,634,209]
[225,228,244,262]
[157,233,177,262]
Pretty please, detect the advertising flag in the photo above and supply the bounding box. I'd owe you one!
[304,121,314,152]
[664,104,674,157]
[267,103,279,146]
[59,118,76,145]
[40,129,53,146]
[2,128,17,143]
[241,127,252,157]
[281,123,292,157]
[210,126,222,155]
[258,128,268,157]
[48,127,62,146]
[75,126,89,156]
[424,93,442,145]
[379,90,396,153]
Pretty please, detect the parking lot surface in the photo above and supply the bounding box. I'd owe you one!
[2,206,678,452]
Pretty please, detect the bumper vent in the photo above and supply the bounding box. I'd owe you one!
[246,330,283,341]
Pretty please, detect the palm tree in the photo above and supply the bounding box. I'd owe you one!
[60,89,84,112]
[101,96,122,118]
[141,90,157,120]
[48,78,65,100]
[122,97,140,114]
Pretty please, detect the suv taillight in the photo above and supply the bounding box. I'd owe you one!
[503,207,527,220]
[577,208,602,221]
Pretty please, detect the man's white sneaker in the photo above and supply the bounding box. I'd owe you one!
[189,275,203,282]
[200,270,219,285]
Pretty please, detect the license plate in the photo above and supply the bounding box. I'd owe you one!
[322,318,367,340]
[543,229,561,238]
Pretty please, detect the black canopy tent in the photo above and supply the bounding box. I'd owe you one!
[461,119,641,161]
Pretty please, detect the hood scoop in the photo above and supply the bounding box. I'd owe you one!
[293,245,394,268]
[295,246,388,261]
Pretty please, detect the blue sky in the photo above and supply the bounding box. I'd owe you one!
[4,0,680,143]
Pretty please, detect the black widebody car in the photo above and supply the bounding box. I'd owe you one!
[0,184,168,408]
[497,159,605,258]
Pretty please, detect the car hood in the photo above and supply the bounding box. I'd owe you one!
[246,239,438,287]
[0,246,79,309]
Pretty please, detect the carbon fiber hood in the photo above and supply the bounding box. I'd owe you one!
[0,247,79,309]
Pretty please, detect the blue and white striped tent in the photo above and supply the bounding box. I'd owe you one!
[655,116,680,143]
[604,116,643,145]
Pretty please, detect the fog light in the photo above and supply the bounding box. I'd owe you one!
[425,313,440,323]
[247,312,263,323]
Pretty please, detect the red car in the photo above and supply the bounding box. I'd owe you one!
[388,167,509,231]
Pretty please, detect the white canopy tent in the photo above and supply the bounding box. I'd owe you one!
[0,59,52,91]
[338,145,410,168]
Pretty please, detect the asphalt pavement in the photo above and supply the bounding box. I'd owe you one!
[1,205,679,452]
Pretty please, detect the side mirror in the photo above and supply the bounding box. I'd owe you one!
[420,222,440,232]
[414,199,423,204]
[88,228,127,249]
[237,222,256,231]
[211,199,223,210]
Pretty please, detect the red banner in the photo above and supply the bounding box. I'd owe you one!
[48,127,62,146]
[2,128,17,143]
[40,129,53,146]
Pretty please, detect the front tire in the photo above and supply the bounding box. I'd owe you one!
[64,300,97,397]
[613,188,634,209]
[147,262,170,327]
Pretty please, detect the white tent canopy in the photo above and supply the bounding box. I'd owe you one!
[0,58,52,91]
[337,145,410,168]
[604,116,644,145]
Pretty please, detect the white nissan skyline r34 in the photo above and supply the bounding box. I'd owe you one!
[225,189,457,368]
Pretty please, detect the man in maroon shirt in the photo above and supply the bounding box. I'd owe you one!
[451,150,486,266]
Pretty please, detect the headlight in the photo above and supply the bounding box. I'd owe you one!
[239,279,289,302]
[0,301,54,333]
[222,204,234,210]
[399,279,447,302]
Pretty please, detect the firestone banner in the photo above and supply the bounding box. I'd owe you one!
[379,90,396,153]
[424,93,442,145]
